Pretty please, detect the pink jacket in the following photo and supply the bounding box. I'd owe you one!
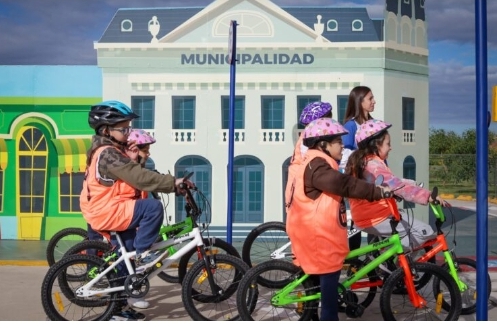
[350,155,430,228]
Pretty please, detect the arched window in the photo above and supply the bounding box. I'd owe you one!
[175,156,212,223]
[327,19,338,32]
[121,19,133,32]
[232,156,264,223]
[352,19,363,32]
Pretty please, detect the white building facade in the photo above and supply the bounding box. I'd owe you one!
[94,0,429,241]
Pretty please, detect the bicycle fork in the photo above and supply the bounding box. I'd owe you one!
[398,254,428,308]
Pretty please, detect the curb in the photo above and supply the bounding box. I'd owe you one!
[0,260,48,266]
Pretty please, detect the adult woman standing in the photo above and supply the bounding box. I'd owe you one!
[340,86,376,250]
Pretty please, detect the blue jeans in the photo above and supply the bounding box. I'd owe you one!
[319,270,341,321]
[127,198,164,255]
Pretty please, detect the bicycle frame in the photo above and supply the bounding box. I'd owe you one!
[412,195,468,292]
[76,225,205,298]
[271,226,429,309]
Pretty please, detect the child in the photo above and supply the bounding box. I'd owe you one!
[285,101,332,209]
[80,100,192,320]
[345,119,446,250]
[285,118,390,321]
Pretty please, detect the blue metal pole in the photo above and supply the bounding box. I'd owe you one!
[226,21,237,244]
[475,0,488,321]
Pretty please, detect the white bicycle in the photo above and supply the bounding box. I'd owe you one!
[40,176,249,321]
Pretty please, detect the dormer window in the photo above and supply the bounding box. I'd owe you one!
[352,19,363,32]
[327,19,338,32]
[121,19,133,32]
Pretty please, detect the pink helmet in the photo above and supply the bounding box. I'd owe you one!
[128,129,156,146]
[299,101,332,125]
[355,119,392,146]
[303,118,348,147]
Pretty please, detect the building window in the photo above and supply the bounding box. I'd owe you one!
[327,19,338,32]
[352,19,363,31]
[232,156,264,223]
[337,95,348,123]
[261,96,285,129]
[402,97,415,130]
[59,172,85,212]
[131,96,155,129]
[403,156,416,209]
[172,96,196,129]
[175,156,212,223]
[18,127,47,213]
[121,19,133,32]
[297,96,321,129]
[221,96,245,129]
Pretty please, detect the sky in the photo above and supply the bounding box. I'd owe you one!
[0,0,496,134]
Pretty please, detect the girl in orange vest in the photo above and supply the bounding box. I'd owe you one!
[286,118,390,321]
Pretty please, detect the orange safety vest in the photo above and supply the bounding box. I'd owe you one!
[80,146,138,236]
[286,149,349,275]
[285,134,305,211]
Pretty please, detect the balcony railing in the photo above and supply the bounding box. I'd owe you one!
[171,129,196,144]
[260,129,285,143]
[402,130,415,145]
[219,129,246,143]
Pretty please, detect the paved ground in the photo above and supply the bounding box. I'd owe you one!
[1,198,497,321]
[1,265,497,321]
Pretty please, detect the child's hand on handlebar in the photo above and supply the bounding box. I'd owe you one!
[174,177,195,196]
[379,186,392,198]
[429,196,450,207]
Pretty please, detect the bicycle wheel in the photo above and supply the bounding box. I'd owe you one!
[236,260,318,321]
[181,254,249,321]
[41,254,120,321]
[340,257,379,312]
[46,227,88,266]
[177,237,241,284]
[62,240,114,281]
[380,262,462,321]
[242,221,289,267]
[438,257,491,315]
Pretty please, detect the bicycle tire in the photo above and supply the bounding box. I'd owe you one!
[46,227,88,266]
[439,257,491,315]
[177,237,240,284]
[181,254,249,321]
[379,262,462,321]
[41,254,120,321]
[236,259,318,321]
[62,240,114,281]
[242,221,289,267]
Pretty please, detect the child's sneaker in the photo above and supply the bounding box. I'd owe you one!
[135,250,163,272]
[128,297,150,309]
[110,307,146,321]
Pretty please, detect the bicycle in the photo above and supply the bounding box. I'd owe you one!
[40,178,249,321]
[241,213,360,268]
[46,180,239,284]
[352,185,492,315]
[236,183,463,321]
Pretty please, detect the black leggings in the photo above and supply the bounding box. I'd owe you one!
[319,270,341,321]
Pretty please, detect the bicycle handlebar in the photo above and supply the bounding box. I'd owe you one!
[428,186,445,221]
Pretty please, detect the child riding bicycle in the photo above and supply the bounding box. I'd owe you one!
[80,100,192,320]
[286,117,390,321]
[345,119,448,250]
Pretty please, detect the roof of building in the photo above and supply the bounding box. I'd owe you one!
[97,5,384,44]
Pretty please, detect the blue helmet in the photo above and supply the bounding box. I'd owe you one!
[88,100,139,131]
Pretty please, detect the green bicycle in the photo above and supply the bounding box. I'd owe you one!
[236,186,463,321]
